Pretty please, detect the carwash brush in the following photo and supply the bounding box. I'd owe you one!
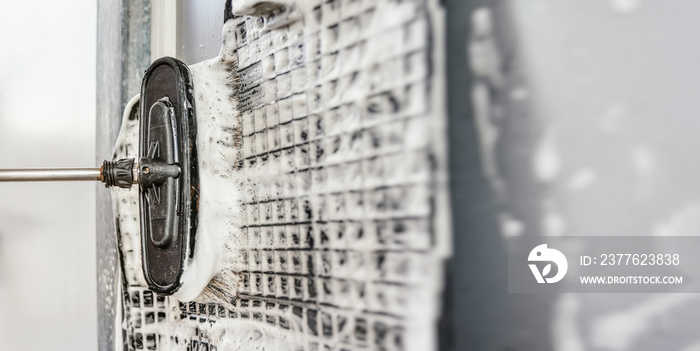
[110,19,246,311]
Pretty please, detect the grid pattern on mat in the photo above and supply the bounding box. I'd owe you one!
[120,0,447,349]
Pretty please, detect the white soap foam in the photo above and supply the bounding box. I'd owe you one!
[499,212,525,237]
[113,1,451,349]
[173,42,244,302]
[109,22,246,303]
[533,128,561,182]
[111,94,147,288]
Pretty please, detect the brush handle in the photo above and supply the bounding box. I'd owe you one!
[0,168,102,182]
[0,158,139,189]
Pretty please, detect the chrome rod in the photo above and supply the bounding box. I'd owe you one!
[0,168,102,182]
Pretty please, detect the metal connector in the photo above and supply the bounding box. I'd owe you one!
[101,158,138,188]
[0,157,173,190]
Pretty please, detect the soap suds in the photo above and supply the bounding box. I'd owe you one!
[111,94,148,288]
[114,0,450,349]
[174,38,244,303]
[533,128,561,182]
[543,208,566,236]
[499,212,524,237]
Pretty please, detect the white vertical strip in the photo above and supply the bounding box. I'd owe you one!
[151,0,178,60]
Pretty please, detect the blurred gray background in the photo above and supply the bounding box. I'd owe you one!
[447,0,700,350]
[0,1,97,350]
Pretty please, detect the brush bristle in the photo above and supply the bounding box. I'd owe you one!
[198,271,242,311]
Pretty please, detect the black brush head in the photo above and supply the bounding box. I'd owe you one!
[138,57,199,295]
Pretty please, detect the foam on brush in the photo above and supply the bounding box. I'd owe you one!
[110,20,245,310]
[171,21,245,310]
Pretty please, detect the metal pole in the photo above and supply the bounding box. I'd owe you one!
[0,168,102,182]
